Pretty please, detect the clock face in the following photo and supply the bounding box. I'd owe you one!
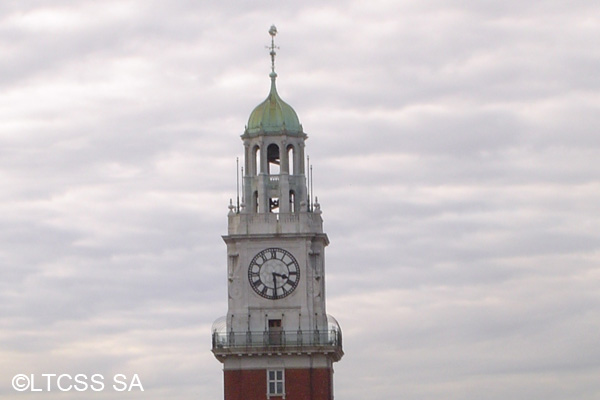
[248,248,300,300]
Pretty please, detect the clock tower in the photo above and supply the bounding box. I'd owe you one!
[211,26,343,400]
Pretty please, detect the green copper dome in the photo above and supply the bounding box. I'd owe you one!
[246,73,302,136]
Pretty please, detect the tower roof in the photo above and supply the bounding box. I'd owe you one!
[246,75,302,135]
[245,25,303,136]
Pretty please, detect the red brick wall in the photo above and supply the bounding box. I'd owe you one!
[224,367,332,400]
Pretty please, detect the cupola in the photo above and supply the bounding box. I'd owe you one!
[246,74,302,135]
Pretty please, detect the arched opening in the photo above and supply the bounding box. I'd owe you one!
[267,143,280,175]
[253,145,260,176]
[289,190,296,213]
[287,145,295,175]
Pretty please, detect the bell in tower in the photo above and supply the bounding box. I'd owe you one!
[212,26,343,400]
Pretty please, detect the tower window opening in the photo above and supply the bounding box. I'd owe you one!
[267,369,284,396]
[253,145,261,176]
[267,143,280,175]
[269,197,279,213]
[287,145,295,175]
[253,191,259,213]
[289,191,295,213]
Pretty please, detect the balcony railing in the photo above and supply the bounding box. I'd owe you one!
[212,329,342,358]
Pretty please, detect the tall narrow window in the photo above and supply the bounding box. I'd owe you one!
[253,145,261,175]
[287,145,295,175]
[267,369,284,397]
[289,191,295,213]
[253,191,259,213]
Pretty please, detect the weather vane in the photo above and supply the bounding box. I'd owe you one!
[267,25,279,75]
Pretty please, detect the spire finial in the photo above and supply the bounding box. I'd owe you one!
[267,25,279,78]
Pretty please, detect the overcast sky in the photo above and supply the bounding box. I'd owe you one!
[1,1,599,399]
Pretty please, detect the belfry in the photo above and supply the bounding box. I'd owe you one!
[212,26,343,400]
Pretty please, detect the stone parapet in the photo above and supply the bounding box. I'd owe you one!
[228,212,323,235]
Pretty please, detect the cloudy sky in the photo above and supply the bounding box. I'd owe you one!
[1,1,599,399]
